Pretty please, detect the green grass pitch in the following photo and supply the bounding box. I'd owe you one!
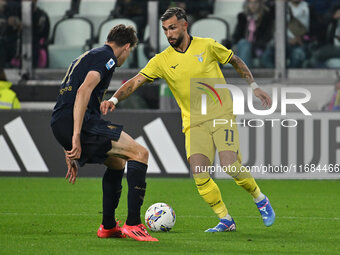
[0,178,339,255]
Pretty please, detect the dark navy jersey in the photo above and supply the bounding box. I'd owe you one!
[51,45,117,124]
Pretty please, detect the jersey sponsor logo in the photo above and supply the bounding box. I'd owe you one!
[105,58,115,70]
[59,85,72,95]
[0,117,48,172]
[194,52,205,62]
[170,64,179,69]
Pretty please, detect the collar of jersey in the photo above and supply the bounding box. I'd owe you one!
[173,35,193,54]
[104,44,114,53]
[104,44,118,63]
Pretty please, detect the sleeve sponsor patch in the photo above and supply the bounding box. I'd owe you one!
[105,58,115,70]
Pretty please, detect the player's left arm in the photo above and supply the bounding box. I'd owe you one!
[229,55,272,107]
[66,71,101,160]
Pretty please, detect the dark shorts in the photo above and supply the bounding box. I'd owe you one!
[51,113,123,167]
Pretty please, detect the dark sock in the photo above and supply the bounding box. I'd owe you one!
[126,160,147,226]
[102,168,124,229]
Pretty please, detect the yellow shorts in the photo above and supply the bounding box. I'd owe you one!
[185,116,242,164]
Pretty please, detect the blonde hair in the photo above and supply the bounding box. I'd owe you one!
[243,0,268,18]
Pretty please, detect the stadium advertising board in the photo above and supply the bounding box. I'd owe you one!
[0,110,339,179]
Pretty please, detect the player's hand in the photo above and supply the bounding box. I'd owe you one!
[65,155,78,184]
[66,134,81,160]
[100,100,116,115]
[254,88,272,108]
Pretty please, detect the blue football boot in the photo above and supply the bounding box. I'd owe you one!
[205,218,236,232]
[256,195,275,227]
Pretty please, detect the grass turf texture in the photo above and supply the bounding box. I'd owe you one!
[0,178,339,255]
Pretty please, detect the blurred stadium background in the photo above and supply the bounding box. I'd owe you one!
[0,0,339,178]
[1,1,340,254]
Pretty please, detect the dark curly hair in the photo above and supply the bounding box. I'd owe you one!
[161,7,187,22]
[107,24,138,48]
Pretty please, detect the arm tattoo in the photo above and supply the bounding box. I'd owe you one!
[114,78,143,101]
[116,87,132,101]
[230,55,254,84]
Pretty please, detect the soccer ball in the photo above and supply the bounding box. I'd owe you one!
[145,203,176,232]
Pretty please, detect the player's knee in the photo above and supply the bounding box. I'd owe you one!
[189,154,211,174]
[140,146,149,161]
[219,151,237,167]
[114,158,126,169]
[132,145,149,163]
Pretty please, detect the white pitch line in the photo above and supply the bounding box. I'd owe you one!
[0,212,339,221]
[181,215,340,221]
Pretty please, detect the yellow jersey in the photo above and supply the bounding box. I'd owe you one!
[140,36,234,132]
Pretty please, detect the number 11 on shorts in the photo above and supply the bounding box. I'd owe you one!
[225,129,234,142]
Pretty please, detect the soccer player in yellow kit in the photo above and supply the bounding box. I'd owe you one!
[101,7,275,232]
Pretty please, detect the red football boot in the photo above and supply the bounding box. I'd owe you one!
[121,223,158,242]
[97,221,126,238]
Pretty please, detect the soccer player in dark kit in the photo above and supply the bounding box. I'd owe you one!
[50,24,158,242]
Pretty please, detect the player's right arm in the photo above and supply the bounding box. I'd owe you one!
[102,55,161,115]
[101,73,149,115]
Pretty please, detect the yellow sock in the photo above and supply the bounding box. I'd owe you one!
[224,161,262,199]
[194,172,228,218]
[234,178,261,198]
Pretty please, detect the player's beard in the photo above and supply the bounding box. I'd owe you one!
[169,33,184,48]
